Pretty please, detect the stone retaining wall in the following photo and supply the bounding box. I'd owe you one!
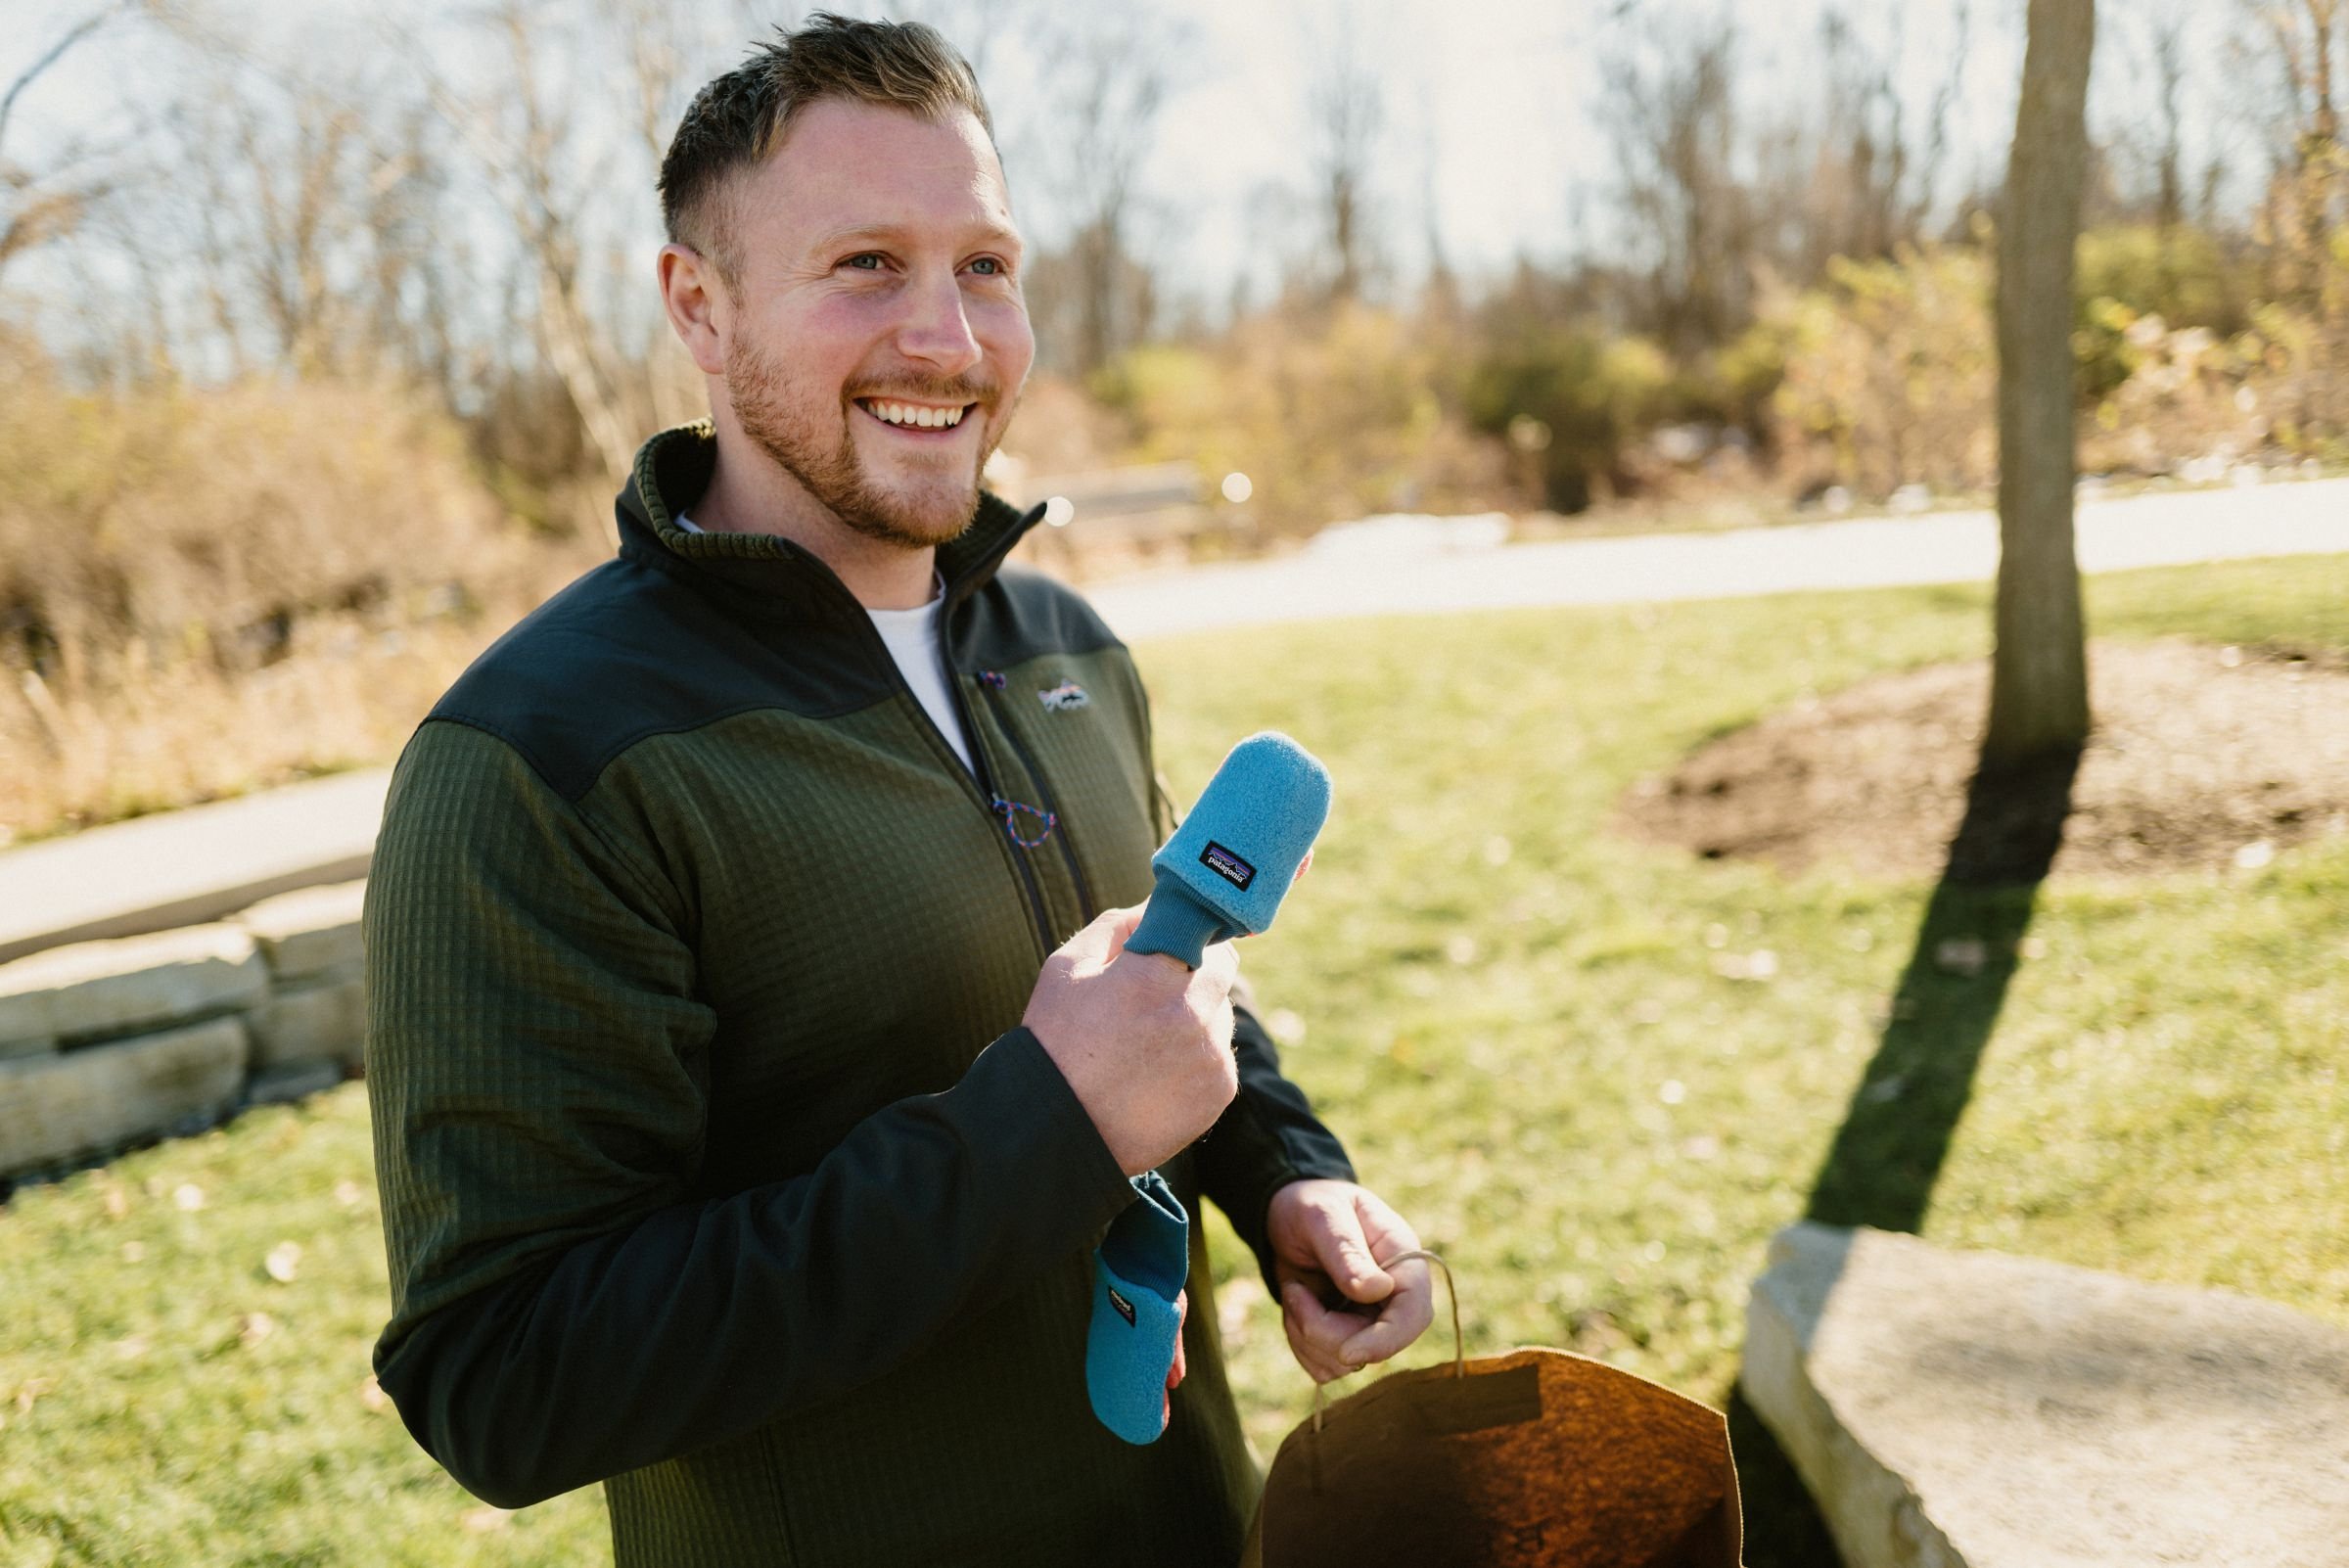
[0,881,367,1180]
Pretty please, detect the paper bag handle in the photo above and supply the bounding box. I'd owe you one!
[1310,1247,1462,1434]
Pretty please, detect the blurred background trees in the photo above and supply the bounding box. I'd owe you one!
[3,0,2347,837]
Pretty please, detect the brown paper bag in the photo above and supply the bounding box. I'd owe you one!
[1240,1253,1742,1568]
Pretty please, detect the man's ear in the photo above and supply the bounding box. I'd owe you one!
[659,242,728,377]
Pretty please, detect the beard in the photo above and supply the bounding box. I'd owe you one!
[722,332,1011,551]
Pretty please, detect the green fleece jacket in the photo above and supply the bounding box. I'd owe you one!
[363,424,1354,1566]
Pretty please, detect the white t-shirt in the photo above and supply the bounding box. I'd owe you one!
[674,513,976,774]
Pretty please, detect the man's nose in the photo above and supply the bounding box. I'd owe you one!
[894,266,984,377]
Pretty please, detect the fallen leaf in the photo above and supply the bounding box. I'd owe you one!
[172,1183,206,1213]
[1711,948,1777,982]
[1933,938,1988,978]
[332,1179,367,1210]
[359,1375,391,1413]
[102,1187,128,1220]
[264,1241,303,1284]
[240,1313,276,1348]
[460,1506,513,1533]
[1863,1073,1909,1104]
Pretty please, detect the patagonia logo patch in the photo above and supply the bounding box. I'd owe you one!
[1107,1286,1136,1327]
[1037,679,1089,713]
[1200,841,1256,891]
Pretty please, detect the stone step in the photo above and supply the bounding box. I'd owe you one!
[0,1017,250,1176]
[0,924,267,1053]
[248,965,366,1069]
[235,880,367,983]
[1742,1222,2349,1568]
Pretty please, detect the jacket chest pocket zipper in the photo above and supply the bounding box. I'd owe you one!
[977,670,1097,924]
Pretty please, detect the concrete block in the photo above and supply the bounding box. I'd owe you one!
[1742,1221,2349,1568]
[0,924,266,1050]
[236,880,367,982]
[245,1058,346,1105]
[0,1016,249,1175]
[248,966,366,1069]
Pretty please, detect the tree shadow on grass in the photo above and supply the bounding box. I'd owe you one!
[1733,749,2082,1566]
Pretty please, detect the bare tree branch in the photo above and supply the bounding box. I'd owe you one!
[0,0,139,160]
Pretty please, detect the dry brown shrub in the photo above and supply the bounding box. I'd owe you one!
[0,335,596,841]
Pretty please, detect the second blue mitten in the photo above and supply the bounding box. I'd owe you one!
[1086,1170,1189,1444]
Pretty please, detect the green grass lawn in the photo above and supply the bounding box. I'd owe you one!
[4,555,2344,1566]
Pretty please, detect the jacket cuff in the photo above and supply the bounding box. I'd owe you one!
[974,1025,1138,1232]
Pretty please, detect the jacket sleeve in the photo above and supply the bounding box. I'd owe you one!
[1197,1001,1357,1292]
[363,719,1136,1509]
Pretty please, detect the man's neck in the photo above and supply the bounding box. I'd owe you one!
[689,430,940,613]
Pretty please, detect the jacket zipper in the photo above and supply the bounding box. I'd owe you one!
[978,677,1097,922]
[841,605,1059,962]
[946,670,1061,957]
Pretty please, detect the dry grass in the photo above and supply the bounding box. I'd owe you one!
[0,341,600,843]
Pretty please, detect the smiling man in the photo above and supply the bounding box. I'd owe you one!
[362,15,1428,1566]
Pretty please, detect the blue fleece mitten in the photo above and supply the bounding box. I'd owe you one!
[1087,1170,1190,1444]
[1126,731,1332,970]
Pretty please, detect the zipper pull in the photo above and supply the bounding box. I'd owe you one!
[990,795,1057,849]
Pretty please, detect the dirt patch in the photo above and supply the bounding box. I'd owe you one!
[1620,638,2349,878]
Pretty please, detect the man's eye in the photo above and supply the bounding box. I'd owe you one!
[844,254,886,271]
[968,256,1005,276]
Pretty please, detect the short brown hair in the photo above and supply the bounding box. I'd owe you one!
[659,14,994,284]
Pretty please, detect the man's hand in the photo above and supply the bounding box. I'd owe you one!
[1163,1289,1188,1428]
[1023,905,1240,1176]
[1267,1179,1434,1383]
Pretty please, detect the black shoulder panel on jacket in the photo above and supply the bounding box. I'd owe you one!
[953,565,1126,671]
[428,557,895,804]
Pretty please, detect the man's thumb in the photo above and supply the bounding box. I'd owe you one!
[1097,903,1144,959]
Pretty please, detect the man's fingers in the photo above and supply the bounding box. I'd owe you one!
[1096,903,1144,960]
[1167,1289,1188,1391]
[1197,938,1240,992]
[1282,1280,1366,1362]
[1309,1193,1395,1306]
[1335,1256,1434,1367]
[1280,1283,1354,1384]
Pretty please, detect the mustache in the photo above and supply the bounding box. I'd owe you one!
[848,377,996,406]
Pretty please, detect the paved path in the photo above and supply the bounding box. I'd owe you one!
[0,769,388,966]
[5,479,2343,965]
[1084,476,2349,641]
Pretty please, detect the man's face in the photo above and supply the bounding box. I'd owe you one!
[715,97,1033,550]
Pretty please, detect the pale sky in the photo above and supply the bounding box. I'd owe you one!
[4,0,2247,331]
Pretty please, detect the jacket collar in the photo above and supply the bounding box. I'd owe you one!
[613,422,1045,620]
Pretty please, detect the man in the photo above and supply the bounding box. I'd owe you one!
[364,15,1430,1565]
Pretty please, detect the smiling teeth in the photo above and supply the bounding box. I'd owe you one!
[868,400,964,429]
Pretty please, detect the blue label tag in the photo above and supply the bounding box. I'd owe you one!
[1200,841,1256,891]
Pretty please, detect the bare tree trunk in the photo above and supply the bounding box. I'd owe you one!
[1308,28,1381,304]
[1985,0,2096,769]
